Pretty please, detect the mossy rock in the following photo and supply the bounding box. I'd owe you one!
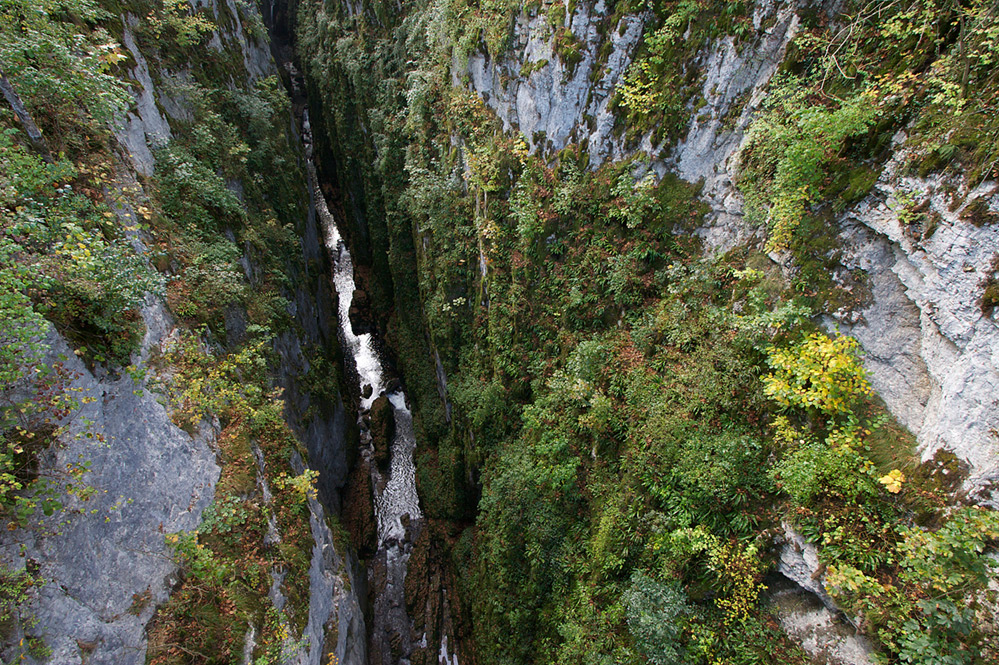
[980,280,999,316]
[369,395,395,469]
[915,144,958,177]
[343,458,377,558]
[960,198,999,227]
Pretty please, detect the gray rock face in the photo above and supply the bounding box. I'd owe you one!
[118,20,172,177]
[463,0,646,159]
[831,139,999,493]
[191,0,274,83]
[461,0,800,254]
[256,453,367,665]
[775,525,879,663]
[0,315,219,665]
[272,172,351,514]
[292,452,368,665]
[220,0,275,83]
[672,0,799,253]
[777,523,834,610]
[770,578,877,665]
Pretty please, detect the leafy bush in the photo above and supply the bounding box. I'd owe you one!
[144,0,216,49]
[898,508,999,594]
[624,572,688,665]
[1,131,163,367]
[168,239,248,326]
[737,75,877,252]
[0,0,131,131]
[617,0,704,142]
[770,419,880,505]
[764,332,872,415]
[823,508,999,664]
[610,172,658,230]
[153,145,245,235]
[159,333,269,431]
[42,227,162,364]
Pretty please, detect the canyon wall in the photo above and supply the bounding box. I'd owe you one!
[0,2,365,663]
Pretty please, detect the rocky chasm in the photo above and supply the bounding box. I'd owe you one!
[2,0,998,664]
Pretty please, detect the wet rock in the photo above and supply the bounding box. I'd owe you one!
[343,458,377,559]
[367,546,416,665]
[362,384,373,399]
[369,395,395,470]
[384,377,402,393]
[348,288,376,335]
[405,527,439,665]
[403,522,466,665]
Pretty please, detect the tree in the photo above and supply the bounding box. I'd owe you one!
[624,572,688,665]
[0,0,130,134]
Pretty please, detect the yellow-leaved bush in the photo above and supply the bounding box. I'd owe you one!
[763,332,872,415]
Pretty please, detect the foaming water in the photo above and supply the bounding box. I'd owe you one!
[303,109,435,664]
[377,394,423,545]
[323,214,383,407]
[305,107,422,549]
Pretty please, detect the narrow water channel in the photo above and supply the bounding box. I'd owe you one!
[300,107,429,665]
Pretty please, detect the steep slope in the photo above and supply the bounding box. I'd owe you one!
[291,0,999,663]
[2,0,997,663]
[0,2,364,663]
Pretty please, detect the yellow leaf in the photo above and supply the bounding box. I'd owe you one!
[878,469,905,494]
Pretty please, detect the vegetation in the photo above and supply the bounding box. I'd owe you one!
[147,334,320,664]
[1,0,345,661]
[1,0,997,663]
[617,0,751,147]
[739,0,999,254]
[738,76,877,252]
[0,0,161,553]
[296,0,999,664]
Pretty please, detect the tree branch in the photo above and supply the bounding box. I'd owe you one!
[0,71,53,163]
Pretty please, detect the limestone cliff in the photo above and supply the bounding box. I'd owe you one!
[461,0,999,494]
[0,2,365,663]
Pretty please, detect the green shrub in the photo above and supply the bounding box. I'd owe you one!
[168,239,247,327]
[738,75,877,252]
[770,421,880,505]
[153,145,245,235]
[1,131,162,368]
[624,572,688,665]
[0,0,131,133]
[144,0,216,49]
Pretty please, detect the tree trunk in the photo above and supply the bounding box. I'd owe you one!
[0,71,53,162]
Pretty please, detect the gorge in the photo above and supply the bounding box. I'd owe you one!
[1,1,998,664]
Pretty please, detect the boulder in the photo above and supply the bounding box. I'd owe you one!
[369,395,395,470]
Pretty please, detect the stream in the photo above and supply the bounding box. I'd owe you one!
[300,106,443,665]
